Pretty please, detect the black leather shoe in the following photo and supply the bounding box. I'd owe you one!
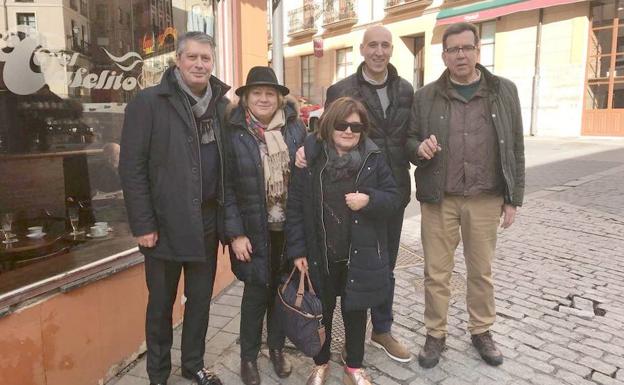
[240,360,261,385]
[269,348,292,378]
[181,367,223,385]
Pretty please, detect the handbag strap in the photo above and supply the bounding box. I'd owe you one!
[294,268,317,308]
[281,266,298,295]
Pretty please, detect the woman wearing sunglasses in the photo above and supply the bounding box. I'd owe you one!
[286,97,400,385]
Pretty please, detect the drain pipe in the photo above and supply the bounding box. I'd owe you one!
[3,0,8,31]
[530,8,544,136]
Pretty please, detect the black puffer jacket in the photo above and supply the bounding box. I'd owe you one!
[224,100,306,286]
[119,66,230,261]
[325,62,413,207]
[285,135,400,311]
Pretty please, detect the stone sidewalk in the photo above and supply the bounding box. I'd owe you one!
[108,142,624,385]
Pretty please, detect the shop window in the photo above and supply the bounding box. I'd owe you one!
[413,35,425,89]
[16,13,37,29]
[336,47,352,81]
[301,54,314,99]
[586,0,624,110]
[81,0,89,17]
[0,0,219,299]
[478,21,495,73]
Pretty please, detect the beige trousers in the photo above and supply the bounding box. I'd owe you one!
[421,193,503,338]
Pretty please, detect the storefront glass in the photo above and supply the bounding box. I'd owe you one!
[0,0,217,294]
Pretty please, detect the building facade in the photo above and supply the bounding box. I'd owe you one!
[278,0,623,137]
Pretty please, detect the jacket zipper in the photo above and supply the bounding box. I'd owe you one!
[346,149,379,268]
[319,145,331,275]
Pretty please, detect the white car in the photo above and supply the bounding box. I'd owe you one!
[307,107,323,132]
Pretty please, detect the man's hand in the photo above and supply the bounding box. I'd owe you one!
[231,235,253,262]
[417,134,442,160]
[137,232,158,248]
[500,204,517,229]
[295,146,307,168]
[345,192,370,211]
[294,257,308,272]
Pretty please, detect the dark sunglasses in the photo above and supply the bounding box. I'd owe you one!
[335,121,365,133]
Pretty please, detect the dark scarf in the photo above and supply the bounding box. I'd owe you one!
[323,142,363,182]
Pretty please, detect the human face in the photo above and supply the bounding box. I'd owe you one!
[360,26,393,82]
[247,86,279,124]
[175,40,214,95]
[332,112,362,155]
[442,30,479,83]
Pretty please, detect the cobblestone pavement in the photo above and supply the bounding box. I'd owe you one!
[108,139,624,385]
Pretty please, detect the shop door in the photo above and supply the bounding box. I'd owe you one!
[583,0,624,136]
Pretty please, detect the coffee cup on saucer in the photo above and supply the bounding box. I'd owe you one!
[28,226,43,233]
[27,226,45,239]
[89,226,107,238]
[94,222,109,231]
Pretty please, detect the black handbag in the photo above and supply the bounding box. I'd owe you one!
[275,267,325,357]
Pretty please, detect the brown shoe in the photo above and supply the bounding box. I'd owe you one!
[471,331,503,366]
[370,331,412,362]
[306,363,329,385]
[342,367,372,385]
[418,334,446,369]
[240,360,261,385]
[269,348,292,378]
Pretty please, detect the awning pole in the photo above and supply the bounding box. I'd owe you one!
[530,8,544,136]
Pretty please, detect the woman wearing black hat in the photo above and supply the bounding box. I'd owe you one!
[223,66,306,385]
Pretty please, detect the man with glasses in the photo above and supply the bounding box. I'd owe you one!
[407,22,525,368]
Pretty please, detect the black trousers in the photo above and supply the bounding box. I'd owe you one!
[239,231,286,360]
[314,261,367,368]
[371,206,404,333]
[144,206,218,384]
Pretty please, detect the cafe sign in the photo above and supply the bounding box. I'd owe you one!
[1,26,146,96]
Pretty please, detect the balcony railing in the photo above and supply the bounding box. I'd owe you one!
[385,0,432,14]
[323,0,357,28]
[288,4,318,38]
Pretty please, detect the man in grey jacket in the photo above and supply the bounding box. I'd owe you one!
[119,32,228,385]
[407,22,525,369]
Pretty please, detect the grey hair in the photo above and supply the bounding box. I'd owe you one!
[176,31,216,56]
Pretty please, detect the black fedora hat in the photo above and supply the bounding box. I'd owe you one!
[235,66,290,96]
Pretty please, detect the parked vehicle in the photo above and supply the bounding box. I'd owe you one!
[296,96,322,130]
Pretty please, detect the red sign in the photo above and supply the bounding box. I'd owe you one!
[313,38,323,58]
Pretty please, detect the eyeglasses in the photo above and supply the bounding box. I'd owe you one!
[444,45,477,55]
[335,122,365,133]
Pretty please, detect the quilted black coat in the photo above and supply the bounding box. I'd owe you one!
[285,135,400,310]
[223,100,306,286]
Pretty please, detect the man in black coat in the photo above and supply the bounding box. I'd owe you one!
[119,32,227,385]
[295,25,413,363]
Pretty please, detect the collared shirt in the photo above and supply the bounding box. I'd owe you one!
[444,76,504,197]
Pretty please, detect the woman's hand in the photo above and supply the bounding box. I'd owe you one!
[345,192,370,211]
[231,235,253,262]
[294,257,308,272]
